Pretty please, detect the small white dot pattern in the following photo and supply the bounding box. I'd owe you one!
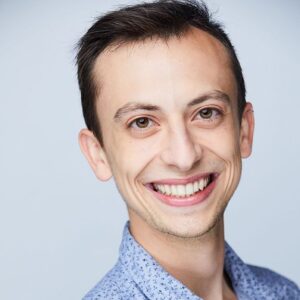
[83,222,300,300]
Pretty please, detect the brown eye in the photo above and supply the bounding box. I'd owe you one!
[199,108,213,119]
[130,117,152,129]
[194,107,222,123]
[135,118,149,128]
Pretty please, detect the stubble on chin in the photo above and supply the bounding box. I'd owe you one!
[128,198,228,242]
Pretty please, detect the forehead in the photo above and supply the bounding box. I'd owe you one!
[93,28,237,113]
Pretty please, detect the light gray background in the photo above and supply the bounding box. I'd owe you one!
[0,0,299,299]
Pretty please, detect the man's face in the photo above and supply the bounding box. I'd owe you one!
[89,28,253,238]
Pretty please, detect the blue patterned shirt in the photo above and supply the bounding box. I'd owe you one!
[83,222,300,299]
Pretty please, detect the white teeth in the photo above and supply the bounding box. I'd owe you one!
[159,185,166,193]
[165,185,171,195]
[199,178,204,191]
[171,185,177,195]
[193,181,198,192]
[177,185,185,196]
[186,183,193,196]
[153,175,211,197]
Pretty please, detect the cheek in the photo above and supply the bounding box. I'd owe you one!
[214,133,240,160]
[106,132,159,180]
[193,123,241,161]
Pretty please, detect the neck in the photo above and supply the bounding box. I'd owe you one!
[129,212,235,300]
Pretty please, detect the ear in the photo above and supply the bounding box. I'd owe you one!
[78,129,112,181]
[239,102,255,158]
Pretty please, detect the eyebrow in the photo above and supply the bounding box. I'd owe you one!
[113,90,230,121]
[187,90,230,107]
[114,103,160,121]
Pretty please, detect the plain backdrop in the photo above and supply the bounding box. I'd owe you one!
[0,0,299,299]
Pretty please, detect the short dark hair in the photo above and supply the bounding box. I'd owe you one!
[76,0,246,145]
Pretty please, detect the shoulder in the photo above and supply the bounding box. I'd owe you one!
[248,264,300,299]
[82,261,141,300]
[82,265,122,300]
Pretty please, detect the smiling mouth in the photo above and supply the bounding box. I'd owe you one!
[147,172,216,196]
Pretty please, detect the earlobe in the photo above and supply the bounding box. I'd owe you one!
[240,102,255,158]
[78,129,112,181]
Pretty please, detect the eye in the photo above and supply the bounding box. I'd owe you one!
[129,117,154,129]
[196,107,222,120]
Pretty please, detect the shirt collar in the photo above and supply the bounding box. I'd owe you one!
[224,243,280,299]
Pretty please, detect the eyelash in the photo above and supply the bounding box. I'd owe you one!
[127,107,223,130]
[194,107,223,122]
[128,117,156,130]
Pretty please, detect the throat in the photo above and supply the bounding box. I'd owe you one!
[143,222,226,298]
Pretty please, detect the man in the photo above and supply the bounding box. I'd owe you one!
[76,0,300,299]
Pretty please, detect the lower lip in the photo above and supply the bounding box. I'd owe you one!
[146,176,217,207]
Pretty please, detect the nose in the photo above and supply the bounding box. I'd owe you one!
[160,126,202,172]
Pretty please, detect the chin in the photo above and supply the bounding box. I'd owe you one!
[128,181,230,240]
[146,211,224,240]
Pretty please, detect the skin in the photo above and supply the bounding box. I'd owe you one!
[79,27,254,300]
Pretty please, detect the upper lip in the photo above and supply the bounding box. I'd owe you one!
[149,172,215,185]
